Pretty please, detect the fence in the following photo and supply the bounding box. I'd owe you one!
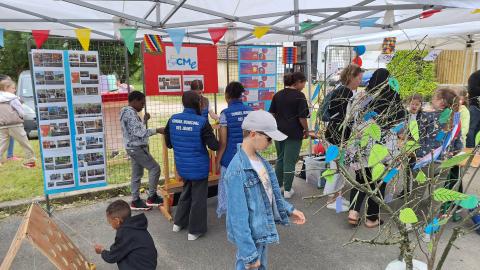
[436,49,478,85]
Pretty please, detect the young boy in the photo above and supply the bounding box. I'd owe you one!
[120,91,164,210]
[0,78,36,167]
[224,110,306,270]
[94,200,157,270]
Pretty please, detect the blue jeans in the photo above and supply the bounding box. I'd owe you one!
[216,166,227,218]
[7,137,14,158]
[236,244,268,270]
[466,105,480,148]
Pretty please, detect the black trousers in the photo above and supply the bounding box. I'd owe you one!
[349,168,386,222]
[174,178,208,234]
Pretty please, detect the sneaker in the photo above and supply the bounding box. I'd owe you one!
[283,189,295,199]
[7,156,22,161]
[146,193,163,207]
[22,161,36,168]
[326,202,349,212]
[187,233,201,241]
[172,224,183,232]
[130,199,152,211]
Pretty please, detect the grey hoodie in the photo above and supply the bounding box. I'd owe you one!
[119,106,156,149]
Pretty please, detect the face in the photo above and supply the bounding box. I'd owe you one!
[408,100,422,114]
[431,94,445,110]
[349,73,363,90]
[130,98,146,112]
[193,89,203,96]
[250,131,272,151]
[5,85,16,94]
[107,215,122,230]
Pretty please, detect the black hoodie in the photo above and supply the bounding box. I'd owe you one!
[101,213,157,270]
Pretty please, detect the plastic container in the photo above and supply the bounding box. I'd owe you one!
[304,156,327,189]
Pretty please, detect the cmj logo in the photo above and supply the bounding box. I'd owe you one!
[165,46,198,71]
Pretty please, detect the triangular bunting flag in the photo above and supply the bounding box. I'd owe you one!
[253,26,271,39]
[472,9,480,14]
[75,28,91,51]
[144,34,163,54]
[0,28,4,48]
[421,9,442,19]
[119,28,137,55]
[32,30,50,49]
[300,21,316,33]
[208,27,228,45]
[359,17,381,28]
[166,28,185,54]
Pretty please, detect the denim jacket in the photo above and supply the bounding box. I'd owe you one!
[224,144,294,267]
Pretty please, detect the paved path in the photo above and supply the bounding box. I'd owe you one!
[1,177,478,270]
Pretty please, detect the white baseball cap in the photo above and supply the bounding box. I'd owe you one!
[241,110,287,141]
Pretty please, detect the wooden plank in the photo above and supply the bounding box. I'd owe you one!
[161,135,170,190]
[0,205,32,270]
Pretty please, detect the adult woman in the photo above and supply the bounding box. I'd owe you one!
[347,68,405,228]
[324,64,364,211]
[269,72,310,198]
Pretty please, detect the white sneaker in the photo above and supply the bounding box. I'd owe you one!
[326,202,349,212]
[283,189,295,199]
[340,198,350,207]
[172,224,182,232]
[187,233,201,241]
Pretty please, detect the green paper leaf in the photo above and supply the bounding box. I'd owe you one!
[360,134,370,148]
[339,149,346,166]
[439,108,452,124]
[439,154,471,169]
[475,131,480,146]
[409,120,419,141]
[458,195,479,209]
[437,218,449,226]
[399,208,418,224]
[322,169,335,183]
[372,163,385,181]
[405,140,420,152]
[415,171,427,184]
[428,242,433,252]
[368,144,389,167]
[366,123,381,142]
[433,188,468,202]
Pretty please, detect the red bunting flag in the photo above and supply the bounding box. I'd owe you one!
[32,30,50,48]
[420,9,442,19]
[208,27,228,45]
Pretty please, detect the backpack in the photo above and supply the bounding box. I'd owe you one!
[319,89,336,122]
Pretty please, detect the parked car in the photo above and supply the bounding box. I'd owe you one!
[17,70,38,139]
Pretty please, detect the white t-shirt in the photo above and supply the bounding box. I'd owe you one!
[249,158,273,205]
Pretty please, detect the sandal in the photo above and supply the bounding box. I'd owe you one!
[365,219,384,228]
[348,217,361,226]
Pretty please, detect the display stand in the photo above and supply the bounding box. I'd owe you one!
[158,135,219,221]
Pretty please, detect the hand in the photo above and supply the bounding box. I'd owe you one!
[303,130,309,139]
[246,260,261,269]
[156,127,165,134]
[291,209,306,225]
[94,244,104,254]
[144,112,151,122]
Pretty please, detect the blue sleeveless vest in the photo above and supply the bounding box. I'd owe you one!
[220,100,252,167]
[169,108,210,180]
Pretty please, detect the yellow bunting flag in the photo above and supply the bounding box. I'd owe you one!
[253,26,271,39]
[75,28,91,51]
[472,9,480,14]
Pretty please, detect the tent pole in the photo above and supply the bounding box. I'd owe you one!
[306,37,313,155]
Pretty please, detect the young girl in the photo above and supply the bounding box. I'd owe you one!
[456,88,470,146]
[215,82,252,217]
[190,80,219,121]
[164,91,219,240]
[269,72,310,199]
[0,79,36,168]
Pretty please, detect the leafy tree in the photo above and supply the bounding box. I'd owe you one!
[0,31,30,81]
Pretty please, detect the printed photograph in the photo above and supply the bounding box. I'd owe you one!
[158,75,182,93]
[33,52,63,67]
[78,152,105,167]
[74,103,102,118]
[36,88,66,103]
[40,122,70,137]
[38,106,68,121]
[35,71,65,85]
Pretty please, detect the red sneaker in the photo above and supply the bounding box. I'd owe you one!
[22,161,36,168]
[7,156,22,161]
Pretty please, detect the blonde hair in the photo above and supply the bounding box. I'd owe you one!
[0,79,15,91]
[339,64,363,85]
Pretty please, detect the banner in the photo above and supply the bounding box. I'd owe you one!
[31,49,107,195]
[143,42,218,96]
[238,46,278,110]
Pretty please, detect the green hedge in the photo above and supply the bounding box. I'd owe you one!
[387,50,437,101]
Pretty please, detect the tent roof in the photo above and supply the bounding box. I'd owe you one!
[1,0,480,44]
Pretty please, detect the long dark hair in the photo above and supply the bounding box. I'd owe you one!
[366,68,405,129]
[182,91,201,115]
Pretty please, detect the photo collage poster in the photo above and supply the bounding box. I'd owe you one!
[238,46,278,111]
[32,49,107,195]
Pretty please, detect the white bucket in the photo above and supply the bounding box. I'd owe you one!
[385,259,428,270]
[304,156,326,188]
